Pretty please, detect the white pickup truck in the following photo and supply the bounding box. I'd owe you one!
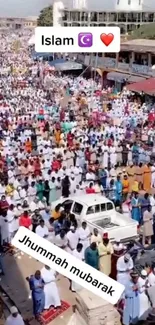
[51,194,139,243]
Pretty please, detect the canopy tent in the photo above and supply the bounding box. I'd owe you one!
[49,59,83,71]
[126,77,155,95]
[107,71,146,84]
[28,35,35,46]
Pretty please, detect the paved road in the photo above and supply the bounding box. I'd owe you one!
[1,251,75,325]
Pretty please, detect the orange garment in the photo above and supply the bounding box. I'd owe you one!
[25,140,32,153]
[143,165,151,192]
[122,179,129,193]
[52,210,61,220]
[55,130,61,144]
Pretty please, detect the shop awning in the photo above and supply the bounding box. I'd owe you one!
[107,71,146,84]
[126,77,155,94]
[107,72,128,83]
[127,75,146,83]
[49,59,83,71]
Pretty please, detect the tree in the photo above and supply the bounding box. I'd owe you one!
[130,23,155,40]
[37,6,53,26]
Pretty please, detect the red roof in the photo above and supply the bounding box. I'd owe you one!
[126,77,155,94]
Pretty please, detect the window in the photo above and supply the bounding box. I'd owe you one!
[101,203,106,212]
[86,206,94,215]
[95,205,100,213]
[107,202,113,211]
[72,202,83,215]
[62,200,73,212]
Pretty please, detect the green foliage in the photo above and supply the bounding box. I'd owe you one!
[37,5,53,26]
[130,23,155,39]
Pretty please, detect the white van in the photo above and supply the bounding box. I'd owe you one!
[51,194,139,243]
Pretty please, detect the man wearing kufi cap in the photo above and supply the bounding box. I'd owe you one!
[122,270,139,325]
[110,238,126,280]
[5,306,24,325]
[138,269,150,320]
[116,253,134,287]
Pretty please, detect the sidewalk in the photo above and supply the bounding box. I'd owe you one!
[0,252,74,325]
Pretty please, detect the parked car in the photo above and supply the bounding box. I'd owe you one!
[51,194,139,243]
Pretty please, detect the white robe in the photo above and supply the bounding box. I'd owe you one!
[5,314,25,325]
[41,267,61,309]
[138,277,150,320]
[102,145,108,168]
[67,230,79,251]
[78,226,90,251]
[35,225,49,238]
[148,272,155,286]
[71,249,84,292]
[116,256,133,287]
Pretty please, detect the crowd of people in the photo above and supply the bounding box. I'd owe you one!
[1,30,155,325]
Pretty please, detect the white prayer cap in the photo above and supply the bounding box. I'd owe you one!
[10,306,18,314]
[141,269,147,277]
[70,226,75,230]
[115,238,121,243]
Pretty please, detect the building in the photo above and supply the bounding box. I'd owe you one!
[48,0,155,34]
[72,0,87,9]
[75,39,155,90]
[61,9,155,34]
[0,16,37,30]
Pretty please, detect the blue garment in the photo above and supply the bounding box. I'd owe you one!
[131,197,141,223]
[108,184,116,202]
[132,145,139,165]
[29,276,45,316]
[140,197,150,219]
[123,280,140,325]
[99,169,107,189]
[115,180,122,201]
[40,211,50,221]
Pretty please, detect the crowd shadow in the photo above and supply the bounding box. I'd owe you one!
[0,228,40,323]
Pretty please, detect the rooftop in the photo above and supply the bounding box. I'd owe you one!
[121,39,155,53]
[70,194,112,206]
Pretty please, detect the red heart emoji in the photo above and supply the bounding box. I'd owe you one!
[100,33,114,46]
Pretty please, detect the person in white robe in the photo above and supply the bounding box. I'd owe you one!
[6,205,16,242]
[35,220,49,238]
[69,174,77,195]
[102,144,109,168]
[151,164,155,188]
[73,165,82,184]
[78,221,91,251]
[90,228,102,246]
[54,230,69,251]
[138,269,151,320]
[71,243,84,292]
[148,267,155,286]
[27,182,36,203]
[67,226,80,253]
[109,146,117,168]
[13,189,21,205]
[5,306,24,325]
[41,265,61,309]
[116,253,133,287]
